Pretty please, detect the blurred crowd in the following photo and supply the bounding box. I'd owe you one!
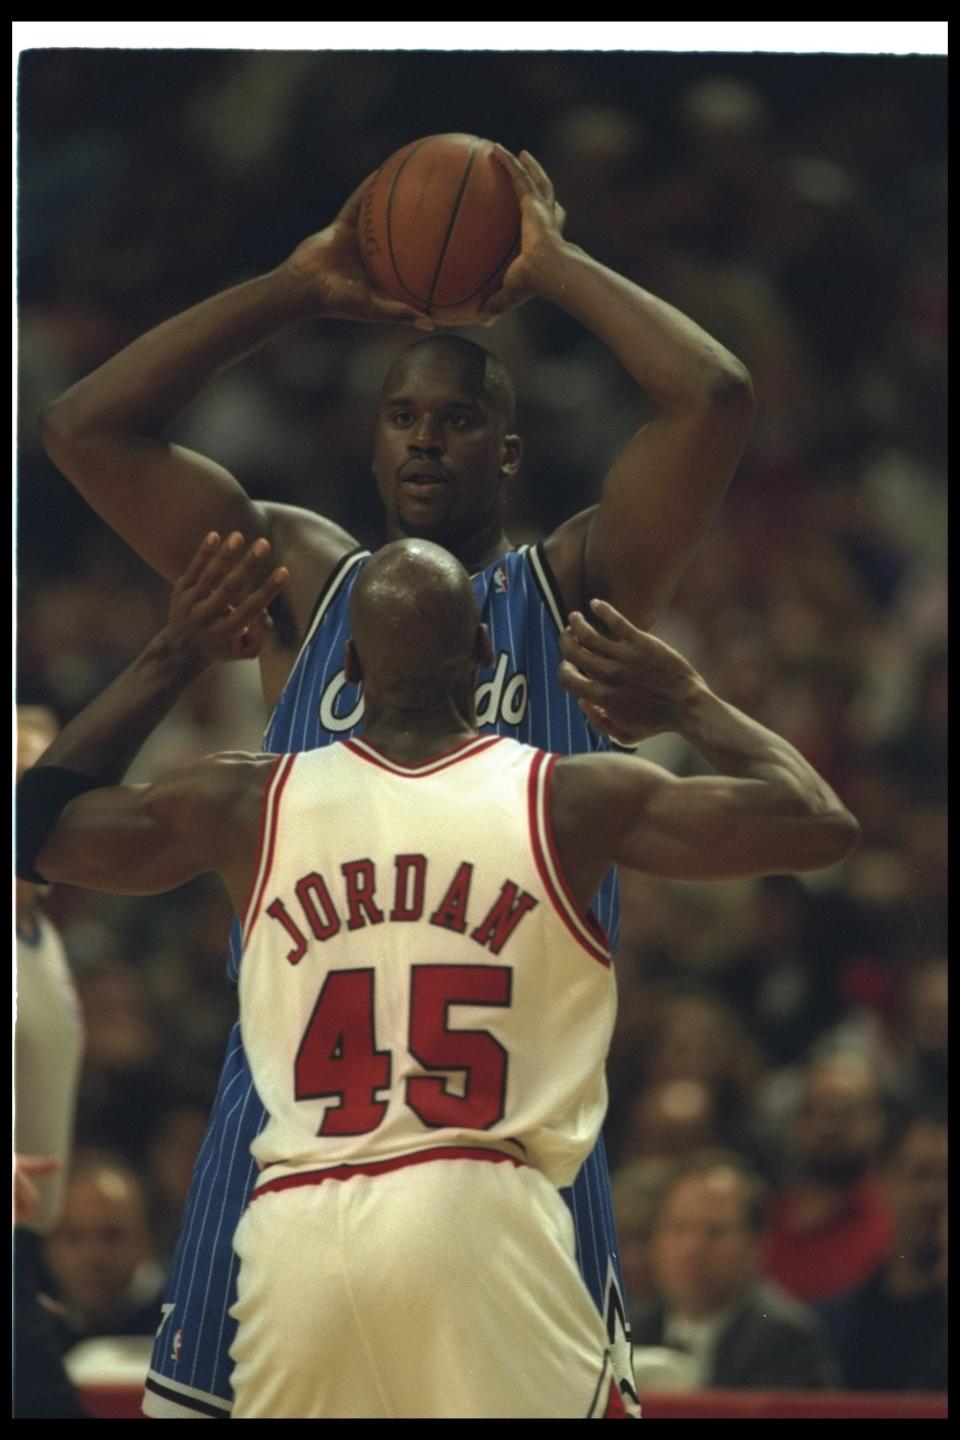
[16,48,945,1392]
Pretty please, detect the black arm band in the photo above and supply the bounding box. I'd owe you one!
[15,766,102,884]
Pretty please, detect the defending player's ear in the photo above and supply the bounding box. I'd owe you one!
[500,433,522,478]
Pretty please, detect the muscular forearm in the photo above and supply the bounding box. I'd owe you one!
[529,243,752,412]
[35,634,205,785]
[42,265,314,442]
[677,684,853,827]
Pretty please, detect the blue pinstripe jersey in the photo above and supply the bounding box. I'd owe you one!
[144,544,636,1418]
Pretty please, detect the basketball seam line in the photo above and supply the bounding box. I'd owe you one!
[429,223,522,311]
[425,142,478,313]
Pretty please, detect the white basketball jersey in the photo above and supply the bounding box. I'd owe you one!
[239,735,616,1191]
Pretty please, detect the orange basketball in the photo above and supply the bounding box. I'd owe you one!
[358,133,521,326]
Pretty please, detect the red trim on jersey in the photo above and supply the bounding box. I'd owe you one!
[250,1145,525,1201]
[604,1381,630,1418]
[527,751,612,968]
[343,734,503,775]
[541,754,612,953]
[242,753,297,942]
[238,754,285,933]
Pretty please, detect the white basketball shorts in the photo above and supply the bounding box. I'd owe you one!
[229,1149,624,1418]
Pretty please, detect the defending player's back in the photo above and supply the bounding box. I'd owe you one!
[241,736,615,1191]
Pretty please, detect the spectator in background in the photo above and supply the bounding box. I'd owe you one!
[41,1149,164,1354]
[621,1079,722,1169]
[613,987,777,1182]
[71,959,167,1167]
[816,1104,947,1392]
[632,1151,838,1389]
[761,1051,894,1303]
[14,705,90,1419]
[610,1157,671,1319]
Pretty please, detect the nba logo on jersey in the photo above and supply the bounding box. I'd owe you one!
[172,1328,184,1363]
[493,563,509,594]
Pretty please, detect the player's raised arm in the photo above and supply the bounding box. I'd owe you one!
[15,534,288,907]
[552,599,859,900]
[486,146,754,628]
[38,177,432,612]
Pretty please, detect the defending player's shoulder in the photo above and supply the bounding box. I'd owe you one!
[552,751,666,831]
[549,750,668,909]
[141,750,280,906]
[141,750,277,842]
[181,749,279,809]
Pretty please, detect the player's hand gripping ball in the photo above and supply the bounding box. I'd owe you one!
[358,133,522,327]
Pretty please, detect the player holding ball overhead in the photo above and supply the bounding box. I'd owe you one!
[40,137,755,1418]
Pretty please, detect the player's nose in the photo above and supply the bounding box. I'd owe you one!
[409,413,444,451]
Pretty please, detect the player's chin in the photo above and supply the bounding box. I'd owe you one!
[394,498,457,537]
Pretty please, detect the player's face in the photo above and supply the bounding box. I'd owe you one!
[372,354,520,552]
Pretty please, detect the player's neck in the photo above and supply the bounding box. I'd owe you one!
[361,699,477,765]
[452,529,512,577]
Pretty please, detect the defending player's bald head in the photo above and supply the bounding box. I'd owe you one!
[349,540,482,710]
[382,335,516,429]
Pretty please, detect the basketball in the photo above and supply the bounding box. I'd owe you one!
[358,133,522,326]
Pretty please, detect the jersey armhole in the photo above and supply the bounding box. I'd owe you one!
[525,542,568,635]
[303,546,371,641]
[527,751,612,967]
[240,753,297,943]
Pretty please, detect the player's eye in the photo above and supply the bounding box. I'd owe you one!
[390,410,414,426]
[447,413,472,430]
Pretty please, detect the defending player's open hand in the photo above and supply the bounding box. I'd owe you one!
[164,532,290,667]
[558,598,703,746]
[286,178,434,330]
[480,147,568,324]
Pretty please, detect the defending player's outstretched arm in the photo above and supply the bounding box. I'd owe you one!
[15,534,287,910]
[550,598,860,904]
[487,146,756,629]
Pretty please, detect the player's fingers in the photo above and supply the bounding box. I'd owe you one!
[567,611,624,662]
[367,296,435,328]
[228,567,290,630]
[577,697,612,732]
[558,659,613,702]
[491,143,535,196]
[179,537,236,618]
[578,698,636,745]
[194,532,255,611]
[560,623,620,676]
[518,150,556,202]
[207,540,278,621]
[179,532,221,592]
[588,597,645,643]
